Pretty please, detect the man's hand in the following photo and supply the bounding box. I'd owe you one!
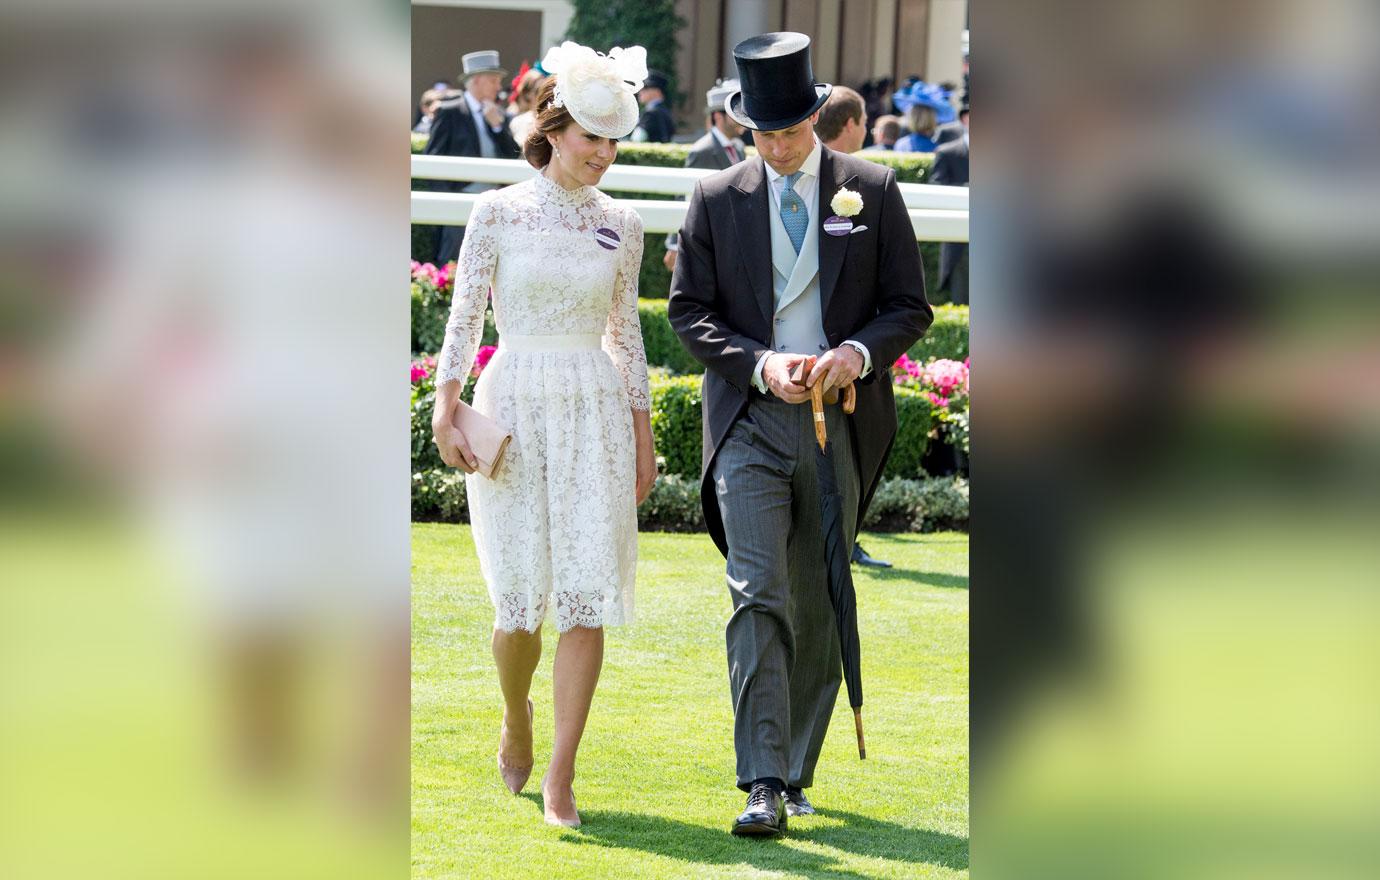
[805,346,864,396]
[481,101,505,128]
[662,249,677,272]
[762,353,814,404]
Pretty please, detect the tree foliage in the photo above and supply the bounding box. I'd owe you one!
[565,0,684,105]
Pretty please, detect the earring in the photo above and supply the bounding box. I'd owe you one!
[554,147,561,158]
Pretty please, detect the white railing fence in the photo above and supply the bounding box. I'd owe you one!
[411,155,969,243]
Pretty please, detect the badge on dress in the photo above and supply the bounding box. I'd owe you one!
[594,227,621,250]
[823,215,853,236]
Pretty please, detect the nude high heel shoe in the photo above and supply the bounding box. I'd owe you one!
[496,698,534,795]
[541,772,580,828]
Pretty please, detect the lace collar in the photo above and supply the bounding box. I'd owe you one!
[533,169,595,207]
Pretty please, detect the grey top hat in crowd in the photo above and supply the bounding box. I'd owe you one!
[461,50,507,81]
[705,78,739,113]
[725,32,831,131]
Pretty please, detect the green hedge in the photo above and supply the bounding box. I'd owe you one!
[909,304,968,363]
[636,473,705,532]
[882,386,934,480]
[637,299,703,375]
[648,374,704,479]
[861,476,969,532]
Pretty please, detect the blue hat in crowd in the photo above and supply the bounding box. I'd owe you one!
[893,80,956,123]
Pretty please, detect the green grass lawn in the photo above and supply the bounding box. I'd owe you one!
[412,525,969,879]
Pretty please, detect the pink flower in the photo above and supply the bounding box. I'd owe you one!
[925,392,949,408]
[924,358,968,398]
[471,345,497,376]
[410,360,431,383]
[892,353,925,384]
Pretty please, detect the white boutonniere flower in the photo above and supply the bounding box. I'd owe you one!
[830,188,864,217]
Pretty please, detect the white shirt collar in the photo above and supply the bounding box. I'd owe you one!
[463,90,484,116]
[763,137,822,184]
[709,126,731,149]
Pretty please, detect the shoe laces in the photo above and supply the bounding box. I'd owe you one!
[747,784,775,810]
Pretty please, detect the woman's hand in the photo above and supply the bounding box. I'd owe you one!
[433,420,478,473]
[633,408,656,505]
[432,392,478,473]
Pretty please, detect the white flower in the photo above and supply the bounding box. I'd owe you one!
[830,188,864,217]
[541,42,647,113]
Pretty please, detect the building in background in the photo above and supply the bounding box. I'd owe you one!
[412,0,966,138]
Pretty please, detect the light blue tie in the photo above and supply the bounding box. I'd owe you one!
[779,171,807,254]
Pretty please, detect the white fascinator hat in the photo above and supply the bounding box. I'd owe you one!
[540,41,649,139]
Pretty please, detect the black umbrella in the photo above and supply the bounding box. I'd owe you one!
[794,358,866,759]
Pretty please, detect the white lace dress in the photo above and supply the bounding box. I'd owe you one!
[437,173,650,632]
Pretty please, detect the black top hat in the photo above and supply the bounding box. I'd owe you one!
[725,33,831,131]
[642,71,670,93]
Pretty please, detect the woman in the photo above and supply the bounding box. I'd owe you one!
[430,41,655,828]
[895,104,938,153]
[893,79,955,153]
[507,68,549,149]
[413,88,443,134]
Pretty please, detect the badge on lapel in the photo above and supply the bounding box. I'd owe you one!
[594,227,621,250]
[823,216,853,236]
[826,188,864,237]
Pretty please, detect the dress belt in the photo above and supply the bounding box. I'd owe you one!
[500,333,603,353]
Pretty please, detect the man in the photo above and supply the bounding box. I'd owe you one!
[863,114,902,151]
[668,33,931,838]
[663,79,748,272]
[814,85,867,154]
[633,71,675,143]
[934,105,969,146]
[930,107,969,304]
[423,50,520,264]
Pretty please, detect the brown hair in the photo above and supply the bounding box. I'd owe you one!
[524,78,575,169]
[513,69,548,114]
[905,104,937,138]
[874,114,902,142]
[814,86,865,142]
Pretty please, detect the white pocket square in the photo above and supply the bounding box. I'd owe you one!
[850,225,868,234]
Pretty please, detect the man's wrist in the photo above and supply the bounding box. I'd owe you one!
[751,350,773,393]
[840,340,872,377]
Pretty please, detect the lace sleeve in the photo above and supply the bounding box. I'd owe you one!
[436,194,500,388]
[603,208,650,411]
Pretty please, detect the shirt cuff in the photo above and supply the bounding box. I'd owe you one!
[841,340,872,378]
[751,350,773,393]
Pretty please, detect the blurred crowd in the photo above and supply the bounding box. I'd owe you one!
[412,56,969,156]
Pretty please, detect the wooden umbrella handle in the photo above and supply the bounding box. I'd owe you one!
[810,382,826,452]
[789,358,828,452]
[788,357,854,451]
[821,383,856,411]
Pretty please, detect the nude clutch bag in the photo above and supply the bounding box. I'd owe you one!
[451,401,513,478]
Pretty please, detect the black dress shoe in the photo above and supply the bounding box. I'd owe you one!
[851,543,893,568]
[732,783,786,837]
[783,786,815,816]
